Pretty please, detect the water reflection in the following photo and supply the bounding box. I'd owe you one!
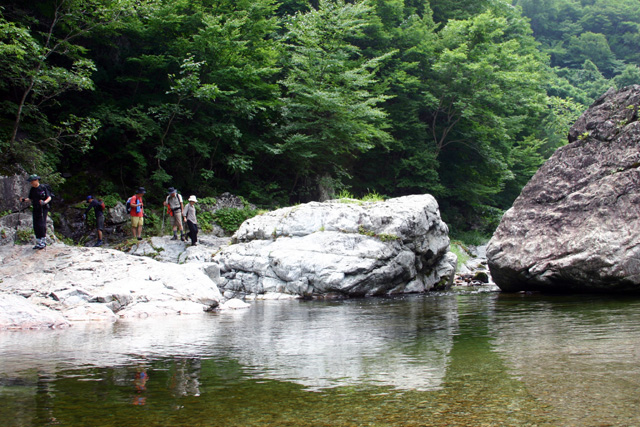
[490,293,640,426]
[219,297,459,390]
[133,364,149,405]
[1,292,640,426]
[0,297,459,392]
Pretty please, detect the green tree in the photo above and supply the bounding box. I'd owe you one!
[512,0,638,94]
[536,94,585,155]
[580,0,640,65]
[0,0,131,177]
[426,9,549,212]
[557,59,613,102]
[564,31,620,77]
[148,54,219,187]
[352,0,443,196]
[76,0,283,199]
[614,64,640,88]
[277,0,393,199]
[431,0,493,24]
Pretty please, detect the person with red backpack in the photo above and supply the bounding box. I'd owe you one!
[83,195,105,246]
[163,187,185,241]
[130,187,146,241]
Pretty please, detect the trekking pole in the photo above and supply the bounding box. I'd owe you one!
[13,204,30,246]
[161,206,166,236]
[82,213,88,245]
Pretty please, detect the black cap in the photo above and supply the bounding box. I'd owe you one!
[27,174,40,182]
[137,187,146,194]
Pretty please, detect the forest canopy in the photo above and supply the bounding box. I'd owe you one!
[1,0,637,235]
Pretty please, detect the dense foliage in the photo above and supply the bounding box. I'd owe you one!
[1,0,637,234]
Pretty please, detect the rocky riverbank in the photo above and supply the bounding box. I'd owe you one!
[0,194,477,330]
[0,241,225,329]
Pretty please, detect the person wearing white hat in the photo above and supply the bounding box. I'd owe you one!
[183,195,198,246]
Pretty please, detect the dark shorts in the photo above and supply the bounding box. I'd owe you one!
[96,215,104,231]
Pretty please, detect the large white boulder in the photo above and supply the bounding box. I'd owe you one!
[214,195,456,298]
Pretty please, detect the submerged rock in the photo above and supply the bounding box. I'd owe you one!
[214,195,457,298]
[487,85,640,292]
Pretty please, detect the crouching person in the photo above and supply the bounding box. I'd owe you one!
[183,195,198,246]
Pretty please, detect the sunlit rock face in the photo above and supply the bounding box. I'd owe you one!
[488,85,640,292]
[214,194,457,298]
[0,245,223,329]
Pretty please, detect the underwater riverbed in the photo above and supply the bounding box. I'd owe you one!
[1,290,640,426]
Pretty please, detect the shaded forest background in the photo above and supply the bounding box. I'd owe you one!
[1,0,638,238]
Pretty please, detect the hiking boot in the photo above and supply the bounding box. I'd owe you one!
[33,238,46,250]
[96,240,103,247]
[180,236,185,241]
[137,237,142,241]
[171,235,178,240]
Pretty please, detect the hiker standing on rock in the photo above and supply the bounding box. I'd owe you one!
[183,195,198,246]
[83,195,105,246]
[19,174,51,250]
[164,187,185,241]
[130,187,145,241]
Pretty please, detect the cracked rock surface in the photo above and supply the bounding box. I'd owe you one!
[488,85,640,292]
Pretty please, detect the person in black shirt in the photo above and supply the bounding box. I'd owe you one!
[20,174,51,250]
[83,195,105,246]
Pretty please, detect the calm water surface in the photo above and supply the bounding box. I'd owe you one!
[1,290,640,426]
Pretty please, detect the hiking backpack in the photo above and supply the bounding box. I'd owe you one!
[41,183,54,208]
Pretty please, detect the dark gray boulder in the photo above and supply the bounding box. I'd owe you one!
[487,85,640,292]
[0,174,30,213]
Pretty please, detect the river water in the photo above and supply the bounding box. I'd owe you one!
[1,289,640,426]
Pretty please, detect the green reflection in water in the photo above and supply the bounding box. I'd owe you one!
[491,293,640,426]
[0,294,558,427]
[5,359,553,427]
